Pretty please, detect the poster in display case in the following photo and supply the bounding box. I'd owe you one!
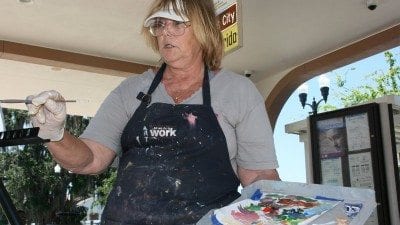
[309,103,390,225]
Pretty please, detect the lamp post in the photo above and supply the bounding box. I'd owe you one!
[298,74,330,115]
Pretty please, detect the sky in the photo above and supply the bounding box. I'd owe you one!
[273,46,400,183]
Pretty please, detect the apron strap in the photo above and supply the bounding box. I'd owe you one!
[136,63,167,106]
[202,66,211,107]
[148,63,167,95]
[136,63,211,106]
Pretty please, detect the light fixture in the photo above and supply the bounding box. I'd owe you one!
[366,0,378,10]
[244,70,253,78]
[18,0,34,3]
[298,74,330,115]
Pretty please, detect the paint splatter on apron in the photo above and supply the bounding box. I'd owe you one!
[101,64,240,225]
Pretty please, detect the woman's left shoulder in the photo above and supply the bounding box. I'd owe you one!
[210,69,265,123]
[211,69,257,91]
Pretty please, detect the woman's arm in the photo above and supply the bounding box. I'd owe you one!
[47,131,116,175]
[237,166,280,187]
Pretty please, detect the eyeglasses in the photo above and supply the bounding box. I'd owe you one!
[149,19,191,37]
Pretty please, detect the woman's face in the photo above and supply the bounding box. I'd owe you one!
[156,18,202,68]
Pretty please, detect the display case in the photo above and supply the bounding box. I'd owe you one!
[307,96,400,225]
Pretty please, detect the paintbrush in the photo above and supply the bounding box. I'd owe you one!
[0,99,77,104]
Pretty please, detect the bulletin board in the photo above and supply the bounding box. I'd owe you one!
[309,103,390,225]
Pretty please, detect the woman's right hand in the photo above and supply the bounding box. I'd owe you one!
[26,90,67,142]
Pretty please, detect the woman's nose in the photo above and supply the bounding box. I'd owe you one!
[161,24,173,37]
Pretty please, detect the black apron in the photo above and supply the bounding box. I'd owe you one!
[101,64,240,225]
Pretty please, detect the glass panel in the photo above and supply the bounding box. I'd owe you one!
[391,106,400,196]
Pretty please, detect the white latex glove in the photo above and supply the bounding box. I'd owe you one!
[26,90,67,141]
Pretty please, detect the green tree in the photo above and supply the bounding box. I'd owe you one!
[0,109,114,225]
[95,169,117,206]
[323,51,400,110]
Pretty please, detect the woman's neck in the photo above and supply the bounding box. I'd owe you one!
[162,63,205,103]
[163,63,203,82]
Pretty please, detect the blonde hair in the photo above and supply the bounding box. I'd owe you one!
[141,0,223,70]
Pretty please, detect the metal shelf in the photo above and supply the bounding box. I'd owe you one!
[0,127,49,147]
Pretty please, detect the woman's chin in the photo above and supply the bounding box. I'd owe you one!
[161,56,181,65]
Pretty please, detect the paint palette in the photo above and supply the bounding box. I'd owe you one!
[211,190,339,225]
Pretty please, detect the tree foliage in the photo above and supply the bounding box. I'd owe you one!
[0,109,115,225]
[332,51,400,108]
[95,169,117,207]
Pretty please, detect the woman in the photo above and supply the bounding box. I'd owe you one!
[27,0,280,224]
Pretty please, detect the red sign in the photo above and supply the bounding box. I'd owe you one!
[217,3,237,30]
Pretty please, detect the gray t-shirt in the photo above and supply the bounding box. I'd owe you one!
[80,69,279,174]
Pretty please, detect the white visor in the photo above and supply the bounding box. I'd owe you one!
[144,1,189,27]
